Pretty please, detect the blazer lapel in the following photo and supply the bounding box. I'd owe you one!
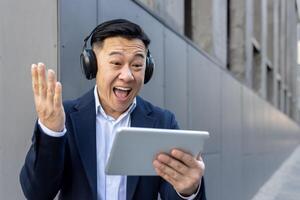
[127,97,156,200]
[70,90,97,200]
[69,92,157,200]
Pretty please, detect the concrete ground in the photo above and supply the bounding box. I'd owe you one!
[252,146,300,200]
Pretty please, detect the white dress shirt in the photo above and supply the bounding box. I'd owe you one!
[94,86,136,200]
[38,85,199,200]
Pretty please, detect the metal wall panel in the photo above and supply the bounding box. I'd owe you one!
[204,154,221,200]
[242,155,266,200]
[188,46,222,154]
[1,0,299,199]
[242,85,256,155]
[164,28,188,129]
[241,88,300,199]
[254,95,266,154]
[0,0,58,199]
[59,0,97,100]
[264,102,273,154]
[220,72,243,200]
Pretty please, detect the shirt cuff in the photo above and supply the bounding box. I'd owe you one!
[38,119,67,137]
[176,182,201,200]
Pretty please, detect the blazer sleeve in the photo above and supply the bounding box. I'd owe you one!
[158,111,207,200]
[19,121,66,200]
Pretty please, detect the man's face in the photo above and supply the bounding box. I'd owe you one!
[94,36,146,119]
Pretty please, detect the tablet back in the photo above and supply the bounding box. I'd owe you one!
[105,127,209,175]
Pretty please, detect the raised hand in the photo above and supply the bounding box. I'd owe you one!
[31,63,65,132]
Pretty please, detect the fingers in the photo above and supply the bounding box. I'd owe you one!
[31,63,48,98]
[30,62,63,111]
[54,82,62,109]
[154,159,183,181]
[31,64,39,96]
[197,155,205,171]
[30,62,65,132]
[35,64,63,110]
[46,69,56,107]
[171,149,198,168]
[154,166,177,186]
[31,63,59,101]
[37,63,47,99]
[155,153,188,175]
[153,160,182,184]
[153,150,205,195]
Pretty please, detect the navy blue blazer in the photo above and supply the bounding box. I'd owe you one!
[20,89,206,200]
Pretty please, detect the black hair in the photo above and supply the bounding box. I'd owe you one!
[90,19,150,49]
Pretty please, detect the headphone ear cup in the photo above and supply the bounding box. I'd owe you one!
[80,49,98,80]
[144,51,155,84]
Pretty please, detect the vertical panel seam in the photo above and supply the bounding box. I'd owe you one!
[163,27,166,108]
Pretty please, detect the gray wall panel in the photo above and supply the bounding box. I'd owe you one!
[164,28,188,129]
[0,0,58,199]
[242,155,266,199]
[188,46,222,154]
[241,88,300,199]
[274,110,299,153]
[59,0,97,100]
[2,0,300,199]
[220,72,243,200]
[255,96,266,154]
[204,154,221,200]
[264,103,274,154]
[242,85,256,155]
[25,0,300,199]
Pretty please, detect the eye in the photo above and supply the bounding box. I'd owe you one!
[132,64,143,68]
[110,61,122,66]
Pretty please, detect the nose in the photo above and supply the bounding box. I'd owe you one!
[119,65,134,82]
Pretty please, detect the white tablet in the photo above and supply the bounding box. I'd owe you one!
[105,127,209,175]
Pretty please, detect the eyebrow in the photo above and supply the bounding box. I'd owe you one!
[108,51,145,59]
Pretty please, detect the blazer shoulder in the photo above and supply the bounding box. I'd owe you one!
[63,99,78,114]
[137,96,174,116]
[136,96,179,129]
[62,88,95,114]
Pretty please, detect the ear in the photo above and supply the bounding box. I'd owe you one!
[144,50,155,84]
[80,48,98,80]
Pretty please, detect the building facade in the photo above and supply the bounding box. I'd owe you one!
[0,0,300,199]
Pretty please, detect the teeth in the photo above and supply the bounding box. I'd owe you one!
[115,87,131,91]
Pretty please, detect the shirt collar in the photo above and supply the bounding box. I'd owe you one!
[94,85,137,121]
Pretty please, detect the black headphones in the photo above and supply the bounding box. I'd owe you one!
[80,26,155,84]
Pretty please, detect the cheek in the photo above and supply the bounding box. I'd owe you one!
[97,66,116,82]
[135,70,146,82]
[133,74,145,92]
[96,72,112,93]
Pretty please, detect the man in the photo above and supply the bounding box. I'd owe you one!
[20,19,206,200]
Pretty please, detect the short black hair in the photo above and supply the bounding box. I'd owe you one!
[90,19,150,49]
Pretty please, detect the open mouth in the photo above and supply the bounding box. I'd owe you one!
[113,86,132,100]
